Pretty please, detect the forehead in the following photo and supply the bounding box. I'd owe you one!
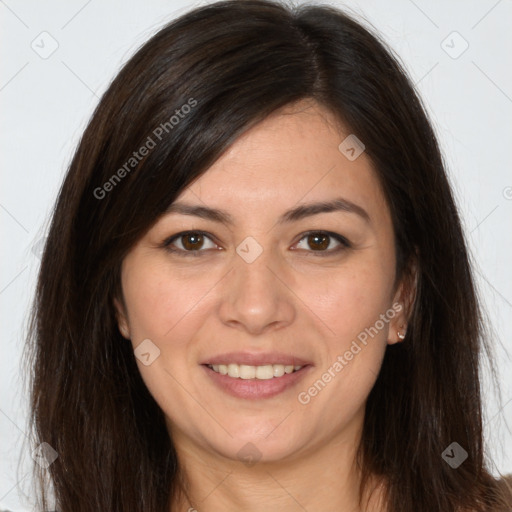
[178,100,389,223]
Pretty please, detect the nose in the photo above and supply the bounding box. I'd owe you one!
[217,242,296,336]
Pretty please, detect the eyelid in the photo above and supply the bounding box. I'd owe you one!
[161,230,351,256]
[162,230,219,255]
[294,230,351,254]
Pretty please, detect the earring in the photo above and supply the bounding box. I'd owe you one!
[397,326,406,340]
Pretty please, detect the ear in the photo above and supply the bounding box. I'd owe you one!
[388,258,417,345]
[113,297,131,339]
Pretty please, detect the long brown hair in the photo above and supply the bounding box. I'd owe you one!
[24,1,511,510]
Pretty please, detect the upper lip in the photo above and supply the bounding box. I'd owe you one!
[201,351,313,367]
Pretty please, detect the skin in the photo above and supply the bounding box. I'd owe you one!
[115,99,412,512]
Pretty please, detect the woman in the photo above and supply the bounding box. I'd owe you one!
[25,0,512,510]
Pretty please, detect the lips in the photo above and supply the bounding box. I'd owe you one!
[202,363,312,399]
[200,351,314,399]
[200,351,312,367]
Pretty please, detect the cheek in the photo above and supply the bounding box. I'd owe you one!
[120,259,209,417]
[310,260,394,346]
[121,258,207,342]
[294,267,393,424]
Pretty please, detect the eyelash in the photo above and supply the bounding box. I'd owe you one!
[161,230,351,257]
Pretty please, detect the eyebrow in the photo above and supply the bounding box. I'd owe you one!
[165,197,371,226]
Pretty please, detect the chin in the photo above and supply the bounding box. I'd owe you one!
[208,425,307,465]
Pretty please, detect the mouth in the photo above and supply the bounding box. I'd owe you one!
[201,362,313,400]
[206,363,303,379]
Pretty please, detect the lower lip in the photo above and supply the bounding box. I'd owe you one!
[201,364,312,400]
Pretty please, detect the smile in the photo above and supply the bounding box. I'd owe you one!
[202,363,312,400]
[207,363,303,379]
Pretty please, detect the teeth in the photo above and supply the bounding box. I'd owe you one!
[273,365,285,377]
[227,363,240,378]
[207,363,304,379]
[257,365,274,379]
[239,365,256,379]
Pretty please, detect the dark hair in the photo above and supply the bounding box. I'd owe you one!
[25,0,512,510]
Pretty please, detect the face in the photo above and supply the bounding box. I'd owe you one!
[115,99,408,466]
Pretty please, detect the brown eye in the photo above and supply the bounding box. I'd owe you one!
[181,232,205,251]
[163,231,218,255]
[162,230,350,257]
[294,231,350,255]
[307,233,330,251]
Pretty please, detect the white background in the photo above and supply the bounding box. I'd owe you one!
[1,0,511,510]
